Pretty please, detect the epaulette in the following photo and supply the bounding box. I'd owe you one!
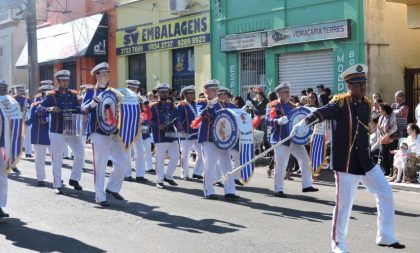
[364,96,373,108]
[69,89,79,95]
[330,92,351,107]
[178,101,187,106]
[46,90,56,96]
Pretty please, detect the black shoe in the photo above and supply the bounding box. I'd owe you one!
[302,186,319,193]
[135,176,148,182]
[54,188,64,195]
[224,194,240,200]
[163,177,178,186]
[105,189,124,200]
[146,169,156,175]
[124,176,134,182]
[25,154,33,158]
[12,167,21,174]
[274,191,287,198]
[37,181,45,187]
[97,201,110,207]
[69,179,83,191]
[378,242,405,249]
[181,177,192,181]
[0,208,9,218]
[192,174,203,180]
[156,182,165,189]
[214,181,224,187]
[234,179,244,186]
[107,160,113,167]
[205,194,218,200]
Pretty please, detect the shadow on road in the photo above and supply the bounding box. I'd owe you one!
[0,218,105,253]
[8,175,245,235]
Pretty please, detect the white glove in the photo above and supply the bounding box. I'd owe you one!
[89,95,102,108]
[291,119,307,136]
[208,98,218,108]
[276,116,289,125]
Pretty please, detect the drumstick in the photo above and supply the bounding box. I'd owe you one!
[221,120,318,182]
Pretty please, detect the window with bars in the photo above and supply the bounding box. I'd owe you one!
[39,64,54,84]
[240,50,265,99]
[128,54,147,90]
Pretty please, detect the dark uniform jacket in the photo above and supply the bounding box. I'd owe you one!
[150,100,177,143]
[306,93,374,175]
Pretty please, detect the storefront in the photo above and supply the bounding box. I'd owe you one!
[116,0,211,93]
[211,0,365,97]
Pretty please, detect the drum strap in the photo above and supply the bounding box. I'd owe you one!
[185,101,197,118]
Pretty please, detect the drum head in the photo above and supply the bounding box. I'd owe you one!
[212,109,239,150]
[97,89,119,134]
[287,106,315,145]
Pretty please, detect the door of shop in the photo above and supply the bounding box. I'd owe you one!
[404,68,420,123]
[278,50,333,96]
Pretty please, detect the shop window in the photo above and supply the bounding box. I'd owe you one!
[172,47,195,95]
[39,64,54,84]
[240,50,265,98]
[128,54,147,91]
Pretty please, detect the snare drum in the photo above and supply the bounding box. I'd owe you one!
[63,112,88,136]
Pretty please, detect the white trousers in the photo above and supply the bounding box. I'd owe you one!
[24,124,32,155]
[230,150,240,180]
[155,141,179,182]
[91,133,130,202]
[142,137,154,171]
[331,165,397,251]
[0,157,7,208]
[125,136,147,177]
[33,144,50,181]
[180,139,204,178]
[202,142,235,196]
[49,133,85,188]
[273,143,313,192]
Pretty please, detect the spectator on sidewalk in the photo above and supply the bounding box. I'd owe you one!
[392,91,409,137]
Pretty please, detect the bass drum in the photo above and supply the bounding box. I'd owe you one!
[211,108,239,150]
[287,106,315,145]
[97,89,119,134]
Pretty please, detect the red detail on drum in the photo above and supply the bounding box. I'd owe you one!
[252,115,262,129]
[105,107,116,126]
[191,116,202,129]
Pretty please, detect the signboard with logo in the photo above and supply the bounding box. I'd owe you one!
[221,19,351,52]
[172,47,195,92]
[116,13,210,56]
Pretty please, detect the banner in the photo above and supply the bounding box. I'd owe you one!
[117,88,141,152]
[116,13,210,55]
[310,121,328,175]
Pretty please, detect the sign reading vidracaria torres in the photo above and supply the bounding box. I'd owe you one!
[116,13,210,56]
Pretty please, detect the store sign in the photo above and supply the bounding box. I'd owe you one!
[221,19,351,52]
[116,13,210,56]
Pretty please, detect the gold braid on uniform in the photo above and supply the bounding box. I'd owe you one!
[329,92,352,107]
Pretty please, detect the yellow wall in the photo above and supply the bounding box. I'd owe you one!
[364,1,420,102]
[116,0,210,93]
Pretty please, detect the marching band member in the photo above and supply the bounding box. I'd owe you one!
[123,80,148,182]
[13,85,32,163]
[195,80,239,200]
[36,80,54,101]
[266,81,318,198]
[176,85,204,181]
[142,100,155,174]
[150,83,179,188]
[36,70,85,194]
[293,64,405,252]
[82,62,129,207]
[0,80,15,218]
[27,83,54,186]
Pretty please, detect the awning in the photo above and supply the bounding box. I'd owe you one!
[16,13,106,68]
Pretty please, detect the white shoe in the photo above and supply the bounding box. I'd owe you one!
[331,242,349,253]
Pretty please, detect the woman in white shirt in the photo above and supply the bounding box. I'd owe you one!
[404,123,420,183]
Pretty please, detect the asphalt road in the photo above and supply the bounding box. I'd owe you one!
[0,152,419,253]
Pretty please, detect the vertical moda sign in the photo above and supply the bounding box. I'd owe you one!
[335,48,357,93]
[229,64,237,95]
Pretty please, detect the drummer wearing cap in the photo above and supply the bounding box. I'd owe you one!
[35,80,54,102]
[36,69,85,195]
[266,81,318,198]
[293,64,405,252]
[27,84,54,186]
[81,62,130,207]
[149,82,180,189]
[13,84,33,160]
[194,80,239,200]
[176,85,204,181]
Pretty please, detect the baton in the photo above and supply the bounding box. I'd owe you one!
[221,120,318,182]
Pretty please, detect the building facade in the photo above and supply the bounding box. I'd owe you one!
[116,0,211,92]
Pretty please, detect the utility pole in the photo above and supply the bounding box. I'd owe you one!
[26,0,38,98]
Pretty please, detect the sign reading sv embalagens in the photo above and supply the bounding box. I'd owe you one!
[116,13,210,56]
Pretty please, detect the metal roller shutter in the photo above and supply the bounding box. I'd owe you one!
[278,50,333,96]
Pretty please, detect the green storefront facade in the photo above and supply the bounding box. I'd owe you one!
[211,0,365,96]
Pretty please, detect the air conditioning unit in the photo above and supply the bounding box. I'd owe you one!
[168,0,189,13]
